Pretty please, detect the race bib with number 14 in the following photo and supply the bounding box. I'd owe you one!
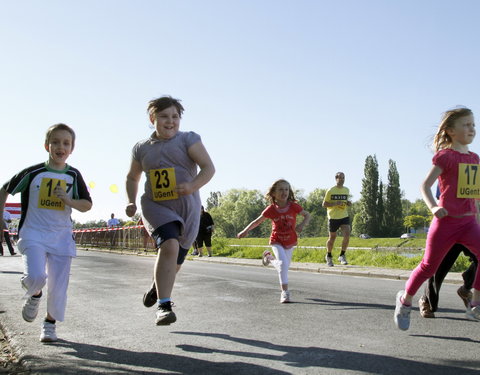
[38,178,67,210]
[457,163,480,198]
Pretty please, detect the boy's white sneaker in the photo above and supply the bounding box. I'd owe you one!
[22,295,42,322]
[394,290,411,331]
[40,321,57,342]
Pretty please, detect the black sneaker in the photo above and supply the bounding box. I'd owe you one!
[155,301,177,325]
[143,281,157,308]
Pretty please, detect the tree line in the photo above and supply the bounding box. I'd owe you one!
[206,155,432,238]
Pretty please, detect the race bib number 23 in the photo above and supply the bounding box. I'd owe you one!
[38,178,67,210]
[150,168,178,201]
[457,163,480,198]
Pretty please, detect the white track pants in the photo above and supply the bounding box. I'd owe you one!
[21,246,72,322]
[271,244,294,285]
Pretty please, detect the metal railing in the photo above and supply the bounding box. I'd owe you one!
[74,226,156,252]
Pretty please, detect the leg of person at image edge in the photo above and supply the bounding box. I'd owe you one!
[21,246,72,342]
[2,230,17,256]
[419,244,476,319]
[268,245,293,303]
[395,217,480,331]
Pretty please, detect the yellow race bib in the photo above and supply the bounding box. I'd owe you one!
[457,163,480,198]
[38,178,66,210]
[149,168,178,201]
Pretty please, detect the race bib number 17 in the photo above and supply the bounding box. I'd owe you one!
[457,163,480,198]
[38,178,66,210]
[149,168,178,201]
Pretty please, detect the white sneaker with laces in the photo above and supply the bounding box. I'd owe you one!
[338,255,348,265]
[280,290,291,303]
[22,295,42,322]
[40,321,57,342]
[394,290,411,331]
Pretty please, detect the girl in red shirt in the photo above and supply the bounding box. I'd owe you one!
[237,179,310,303]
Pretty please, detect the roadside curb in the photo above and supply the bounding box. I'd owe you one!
[189,256,464,284]
[78,247,465,285]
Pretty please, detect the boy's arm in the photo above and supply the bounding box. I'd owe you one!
[125,159,143,217]
[179,142,215,196]
[53,186,92,212]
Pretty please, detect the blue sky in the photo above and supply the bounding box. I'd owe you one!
[1,1,480,223]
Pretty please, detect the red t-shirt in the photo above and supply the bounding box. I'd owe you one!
[434,148,479,216]
[262,202,304,248]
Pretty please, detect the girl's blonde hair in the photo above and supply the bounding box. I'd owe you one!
[433,107,473,152]
[265,179,296,204]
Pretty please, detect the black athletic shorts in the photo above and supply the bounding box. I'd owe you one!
[328,217,350,233]
[151,221,189,265]
[196,232,212,248]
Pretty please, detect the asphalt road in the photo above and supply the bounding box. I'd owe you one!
[1,249,479,374]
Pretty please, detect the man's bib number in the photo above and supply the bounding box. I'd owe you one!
[457,163,480,198]
[150,168,178,201]
[38,178,67,210]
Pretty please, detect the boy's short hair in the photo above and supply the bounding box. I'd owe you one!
[147,96,184,118]
[45,123,76,149]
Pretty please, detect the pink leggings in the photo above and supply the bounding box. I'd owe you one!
[405,215,480,296]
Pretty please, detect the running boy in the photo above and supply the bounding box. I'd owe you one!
[125,96,215,325]
[0,123,92,342]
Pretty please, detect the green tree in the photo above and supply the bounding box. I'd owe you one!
[357,155,379,236]
[209,189,267,238]
[303,188,328,237]
[404,215,427,232]
[384,159,403,237]
[377,181,385,235]
[206,191,222,210]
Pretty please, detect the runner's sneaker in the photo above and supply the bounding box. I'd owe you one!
[338,255,348,265]
[457,285,472,308]
[143,281,157,308]
[40,321,57,343]
[394,290,411,331]
[325,255,334,267]
[155,301,177,325]
[280,290,291,303]
[262,250,274,266]
[418,296,435,318]
[465,304,480,321]
[22,294,42,322]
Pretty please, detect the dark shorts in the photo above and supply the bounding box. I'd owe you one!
[196,232,212,248]
[328,217,350,233]
[151,221,188,265]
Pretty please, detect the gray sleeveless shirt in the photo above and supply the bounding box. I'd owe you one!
[132,131,202,249]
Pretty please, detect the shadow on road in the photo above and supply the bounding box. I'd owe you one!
[29,339,289,375]
[173,331,480,375]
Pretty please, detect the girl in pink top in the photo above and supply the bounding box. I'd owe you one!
[395,107,480,330]
[237,179,310,303]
